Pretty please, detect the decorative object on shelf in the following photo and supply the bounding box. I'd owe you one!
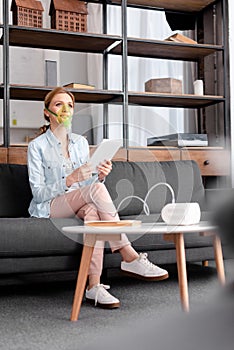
[147,133,208,147]
[145,78,182,94]
[165,33,197,44]
[11,0,44,28]
[63,82,95,90]
[193,80,204,95]
[49,0,88,33]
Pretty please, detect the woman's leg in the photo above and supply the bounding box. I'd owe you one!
[50,182,117,220]
[51,196,104,287]
[50,183,133,286]
[77,203,104,288]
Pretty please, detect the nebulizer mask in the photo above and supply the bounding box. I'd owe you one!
[46,103,73,129]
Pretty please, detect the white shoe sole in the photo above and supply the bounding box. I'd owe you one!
[86,298,120,309]
[121,270,169,281]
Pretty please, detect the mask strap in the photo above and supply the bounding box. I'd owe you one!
[45,107,58,117]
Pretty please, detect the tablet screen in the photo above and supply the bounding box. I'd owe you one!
[89,139,122,172]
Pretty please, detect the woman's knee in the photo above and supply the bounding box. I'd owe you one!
[92,182,107,194]
[77,203,99,219]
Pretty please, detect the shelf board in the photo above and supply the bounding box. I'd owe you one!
[128,92,225,108]
[111,0,216,12]
[0,85,224,108]
[110,38,222,61]
[2,26,121,53]
[0,85,123,104]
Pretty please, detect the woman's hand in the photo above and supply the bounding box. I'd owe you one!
[66,162,92,187]
[97,160,112,182]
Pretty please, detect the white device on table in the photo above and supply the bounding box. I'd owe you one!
[161,202,201,225]
[149,183,201,225]
[144,182,201,225]
[89,139,122,172]
[116,181,201,226]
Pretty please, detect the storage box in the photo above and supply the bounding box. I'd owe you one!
[145,78,182,94]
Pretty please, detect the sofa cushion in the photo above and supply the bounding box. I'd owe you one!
[105,160,205,217]
[0,217,83,258]
[0,163,32,218]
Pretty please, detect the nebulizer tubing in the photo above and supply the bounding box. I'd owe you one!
[115,182,175,217]
[45,107,58,117]
[143,182,175,215]
[87,176,149,218]
[88,176,175,218]
[115,195,150,216]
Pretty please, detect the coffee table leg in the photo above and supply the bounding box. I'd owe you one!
[70,235,96,322]
[174,233,189,312]
[164,233,189,312]
[213,234,226,285]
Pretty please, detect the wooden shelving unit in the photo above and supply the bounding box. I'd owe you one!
[127,92,224,108]
[112,0,217,12]
[0,84,123,103]
[6,25,121,53]
[0,0,230,184]
[111,37,223,61]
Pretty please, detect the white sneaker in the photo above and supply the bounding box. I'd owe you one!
[121,253,169,281]
[85,284,120,309]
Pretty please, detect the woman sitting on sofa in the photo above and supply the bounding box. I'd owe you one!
[27,87,168,309]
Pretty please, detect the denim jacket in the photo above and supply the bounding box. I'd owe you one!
[27,129,91,218]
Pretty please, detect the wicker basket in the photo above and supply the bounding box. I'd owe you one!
[11,0,44,28]
[49,0,88,33]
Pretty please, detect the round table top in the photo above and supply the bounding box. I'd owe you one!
[62,221,217,235]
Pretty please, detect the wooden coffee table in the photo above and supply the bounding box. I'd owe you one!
[62,221,225,321]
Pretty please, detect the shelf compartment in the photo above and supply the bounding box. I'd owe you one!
[128,92,224,108]
[111,0,216,12]
[0,85,123,104]
[0,85,224,107]
[2,26,121,53]
[110,38,223,61]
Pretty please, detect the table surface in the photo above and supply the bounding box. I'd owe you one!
[62,221,217,235]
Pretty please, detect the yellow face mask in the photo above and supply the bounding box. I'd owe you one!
[46,104,73,128]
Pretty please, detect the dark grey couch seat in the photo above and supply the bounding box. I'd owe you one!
[0,160,223,275]
[0,218,83,257]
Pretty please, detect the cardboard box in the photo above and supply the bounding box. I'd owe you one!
[145,78,182,94]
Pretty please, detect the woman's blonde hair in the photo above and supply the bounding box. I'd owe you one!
[40,87,75,134]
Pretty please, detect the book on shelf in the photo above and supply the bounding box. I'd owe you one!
[63,82,95,90]
[165,33,197,45]
[147,133,208,147]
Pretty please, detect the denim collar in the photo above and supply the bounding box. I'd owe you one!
[45,128,75,146]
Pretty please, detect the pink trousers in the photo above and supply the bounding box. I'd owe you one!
[50,182,130,276]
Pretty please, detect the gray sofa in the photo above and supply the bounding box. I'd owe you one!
[0,160,219,275]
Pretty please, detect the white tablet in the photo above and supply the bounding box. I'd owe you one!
[90,139,122,172]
